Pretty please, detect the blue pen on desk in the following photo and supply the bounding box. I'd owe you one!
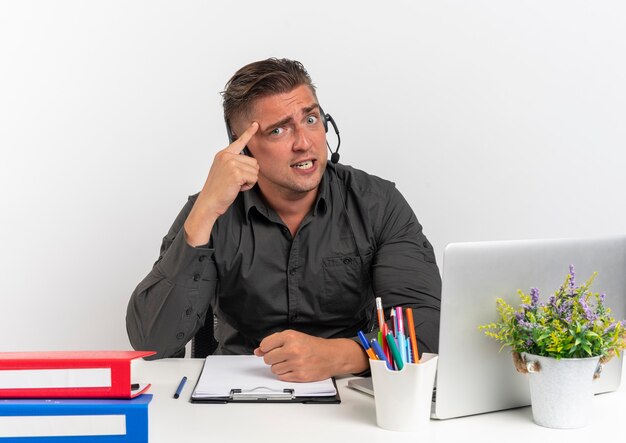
[173,376,187,399]
[370,338,393,370]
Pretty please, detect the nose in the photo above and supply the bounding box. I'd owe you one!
[292,125,312,152]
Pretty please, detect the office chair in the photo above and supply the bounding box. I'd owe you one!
[191,306,219,358]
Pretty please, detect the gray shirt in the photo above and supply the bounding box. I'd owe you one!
[126,162,441,359]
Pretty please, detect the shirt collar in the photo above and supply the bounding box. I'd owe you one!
[243,185,270,219]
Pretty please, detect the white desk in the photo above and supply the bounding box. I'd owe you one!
[136,358,625,443]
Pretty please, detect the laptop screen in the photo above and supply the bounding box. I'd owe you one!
[433,235,626,419]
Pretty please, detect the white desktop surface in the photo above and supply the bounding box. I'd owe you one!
[135,358,626,442]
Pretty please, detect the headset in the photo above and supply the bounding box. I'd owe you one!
[320,107,342,165]
[224,105,341,164]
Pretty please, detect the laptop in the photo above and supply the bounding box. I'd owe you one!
[348,235,626,419]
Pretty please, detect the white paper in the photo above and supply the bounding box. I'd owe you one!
[193,355,336,398]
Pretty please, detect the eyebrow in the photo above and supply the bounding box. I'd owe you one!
[264,104,320,132]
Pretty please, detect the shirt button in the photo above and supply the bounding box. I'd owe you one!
[423,241,428,248]
[176,332,184,340]
[289,269,296,276]
[343,258,352,265]
[199,255,206,262]
[185,308,192,316]
[193,274,201,281]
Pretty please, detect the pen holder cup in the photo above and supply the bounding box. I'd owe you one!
[369,353,438,432]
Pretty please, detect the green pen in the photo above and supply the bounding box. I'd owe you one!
[386,332,404,370]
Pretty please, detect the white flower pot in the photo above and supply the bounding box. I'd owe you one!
[522,353,601,429]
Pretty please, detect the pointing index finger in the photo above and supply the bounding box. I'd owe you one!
[226,122,259,153]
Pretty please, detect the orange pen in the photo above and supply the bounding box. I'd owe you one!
[406,308,420,363]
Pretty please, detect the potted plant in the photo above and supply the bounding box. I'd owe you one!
[479,265,626,429]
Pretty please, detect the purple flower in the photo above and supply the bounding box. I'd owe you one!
[568,264,576,295]
[599,292,606,304]
[525,339,534,347]
[556,299,573,318]
[579,296,597,322]
[530,287,540,307]
[517,319,534,329]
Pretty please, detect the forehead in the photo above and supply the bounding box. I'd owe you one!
[249,85,318,118]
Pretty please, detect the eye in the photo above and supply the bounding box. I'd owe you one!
[270,127,284,136]
[306,115,318,125]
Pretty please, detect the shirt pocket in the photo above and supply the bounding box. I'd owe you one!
[321,253,372,322]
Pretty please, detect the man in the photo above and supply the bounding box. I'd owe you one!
[126,58,441,382]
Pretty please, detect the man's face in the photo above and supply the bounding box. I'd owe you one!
[234,84,328,201]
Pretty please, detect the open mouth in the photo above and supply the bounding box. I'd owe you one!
[291,160,315,170]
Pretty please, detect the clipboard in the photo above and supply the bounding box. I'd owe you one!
[189,356,341,404]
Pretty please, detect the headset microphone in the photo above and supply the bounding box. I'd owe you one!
[322,111,341,164]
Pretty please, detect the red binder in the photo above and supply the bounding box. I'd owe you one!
[0,350,155,398]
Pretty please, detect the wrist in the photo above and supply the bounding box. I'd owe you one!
[332,338,369,375]
[183,210,218,247]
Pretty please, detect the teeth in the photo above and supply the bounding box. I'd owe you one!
[293,161,313,169]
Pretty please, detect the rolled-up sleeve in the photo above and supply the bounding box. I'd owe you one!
[371,185,441,355]
[126,195,217,359]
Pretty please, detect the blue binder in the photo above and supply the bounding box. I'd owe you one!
[0,394,151,442]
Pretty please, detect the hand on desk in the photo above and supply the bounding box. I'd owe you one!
[254,330,369,382]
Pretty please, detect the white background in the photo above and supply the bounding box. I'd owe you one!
[1,1,625,351]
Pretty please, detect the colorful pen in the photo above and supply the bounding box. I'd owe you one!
[370,338,393,370]
[396,307,407,363]
[406,308,420,363]
[386,332,404,371]
[381,323,393,365]
[357,330,378,360]
[407,336,414,364]
[390,309,397,337]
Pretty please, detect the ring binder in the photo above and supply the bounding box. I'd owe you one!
[0,351,155,399]
[230,388,295,401]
